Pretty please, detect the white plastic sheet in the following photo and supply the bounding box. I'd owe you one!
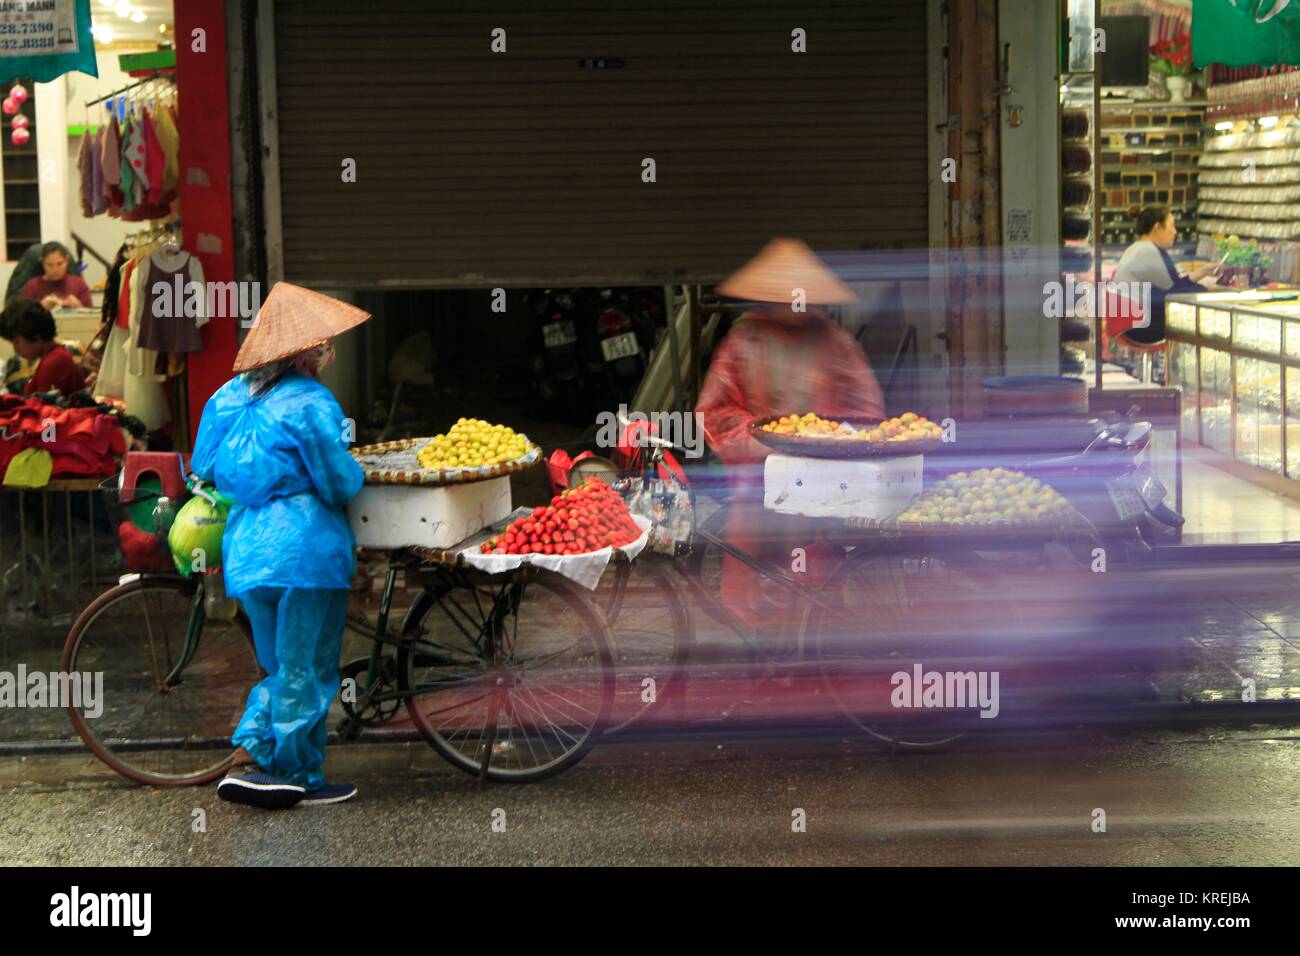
[459,514,652,590]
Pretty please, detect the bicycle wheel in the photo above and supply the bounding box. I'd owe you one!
[801,550,1009,750]
[594,560,692,735]
[63,575,261,786]
[398,574,614,782]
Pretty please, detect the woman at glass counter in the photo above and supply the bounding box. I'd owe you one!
[1112,205,1219,344]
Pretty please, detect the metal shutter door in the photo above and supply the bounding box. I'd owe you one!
[269,0,928,288]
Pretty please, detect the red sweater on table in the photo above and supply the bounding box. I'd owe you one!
[21,274,93,308]
[24,344,86,396]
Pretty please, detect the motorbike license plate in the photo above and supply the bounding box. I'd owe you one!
[543,321,577,348]
[601,331,640,362]
[1106,463,1166,521]
[1133,462,1167,509]
[1106,475,1146,522]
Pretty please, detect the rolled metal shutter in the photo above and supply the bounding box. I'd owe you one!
[269,0,928,289]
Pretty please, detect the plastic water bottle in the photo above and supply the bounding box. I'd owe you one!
[204,568,240,621]
[151,496,178,535]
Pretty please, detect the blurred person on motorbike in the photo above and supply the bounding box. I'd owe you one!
[696,239,885,652]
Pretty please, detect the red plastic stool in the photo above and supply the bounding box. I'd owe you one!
[1102,328,1167,383]
[120,451,191,498]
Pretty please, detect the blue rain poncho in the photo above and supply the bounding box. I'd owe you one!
[191,370,363,596]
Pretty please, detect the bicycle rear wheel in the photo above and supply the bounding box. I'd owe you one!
[63,575,261,786]
[398,574,614,782]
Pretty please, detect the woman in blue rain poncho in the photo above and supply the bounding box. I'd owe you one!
[191,282,372,810]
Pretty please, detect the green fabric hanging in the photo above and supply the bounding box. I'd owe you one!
[1193,0,1300,68]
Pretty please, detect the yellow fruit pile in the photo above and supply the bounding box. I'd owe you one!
[897,468,1074,527]
[417,418,529,469]
[762,411,941,443]
[864,412,942,443]
[761,412,844,436]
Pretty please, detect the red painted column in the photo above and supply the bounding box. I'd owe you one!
[174,0,237,446]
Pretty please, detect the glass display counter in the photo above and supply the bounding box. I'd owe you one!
[1166,291,1300,478]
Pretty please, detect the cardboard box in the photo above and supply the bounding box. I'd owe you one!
[763,453,922,520]
[348,476,512,550]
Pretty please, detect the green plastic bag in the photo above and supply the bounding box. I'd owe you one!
[168,488,233,576]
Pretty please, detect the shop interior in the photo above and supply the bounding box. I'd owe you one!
[1060,0,1300,544]
[0,1,181,443]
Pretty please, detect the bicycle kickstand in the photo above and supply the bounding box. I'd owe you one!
[477,677,506,790]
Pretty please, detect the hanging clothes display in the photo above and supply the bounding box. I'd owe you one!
[90,127,107,216]
[144,109,166,206]
[93,223,200,437]
[76,131,95,218]
[119,116,136,215]
[153,105,179,193]
[136,249,208,353]
[77,76,185,441]
[83,77,178,222]
[100,113,121,212]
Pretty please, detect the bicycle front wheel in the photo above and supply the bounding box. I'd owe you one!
[398,574,614,782]
[801,552,983,750]
[594,560,692,735]
[63,575,261,786]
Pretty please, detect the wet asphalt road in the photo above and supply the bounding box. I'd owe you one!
[2,724,1299,866]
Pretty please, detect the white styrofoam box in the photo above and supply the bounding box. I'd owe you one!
[348,476,512,550]
[763,453,923,520]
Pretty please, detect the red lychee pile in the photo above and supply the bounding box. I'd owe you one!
[479,477,642,556]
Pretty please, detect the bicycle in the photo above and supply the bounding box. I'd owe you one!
[65,479,615,786]
[589,430,1039,749]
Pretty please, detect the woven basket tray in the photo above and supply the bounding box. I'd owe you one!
[351,436,542,486]
[749,414,943,459]
[841,510,1095,544]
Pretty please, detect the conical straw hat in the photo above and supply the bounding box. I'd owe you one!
[716,238,857,305]
[233,282,373,372]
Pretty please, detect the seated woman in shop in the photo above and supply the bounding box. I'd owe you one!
[0,298,86,396]
[1111,205,1219,344]
[19,241,93,311]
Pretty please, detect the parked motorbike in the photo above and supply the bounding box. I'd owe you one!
[526,288,586,422]
[580,288,658,408]
[926,410,1184,562]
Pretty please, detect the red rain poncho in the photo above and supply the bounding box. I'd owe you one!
[696,310,885,641]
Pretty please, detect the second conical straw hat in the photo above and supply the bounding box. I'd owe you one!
[716,238,857,305]
[233,282,373,372]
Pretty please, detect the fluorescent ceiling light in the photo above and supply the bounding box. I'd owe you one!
[1259,115,1279,128]
[1214,121,1234,131]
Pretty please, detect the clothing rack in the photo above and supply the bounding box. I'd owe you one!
[124,219,182,252]
[84,72,174,109]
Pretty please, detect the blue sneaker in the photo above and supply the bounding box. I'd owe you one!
[217,770,306,810]
[300,782,358,806]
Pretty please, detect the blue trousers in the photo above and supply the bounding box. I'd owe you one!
[233,587,349,790]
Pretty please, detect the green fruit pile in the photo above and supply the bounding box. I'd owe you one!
[897,468,1073,527]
